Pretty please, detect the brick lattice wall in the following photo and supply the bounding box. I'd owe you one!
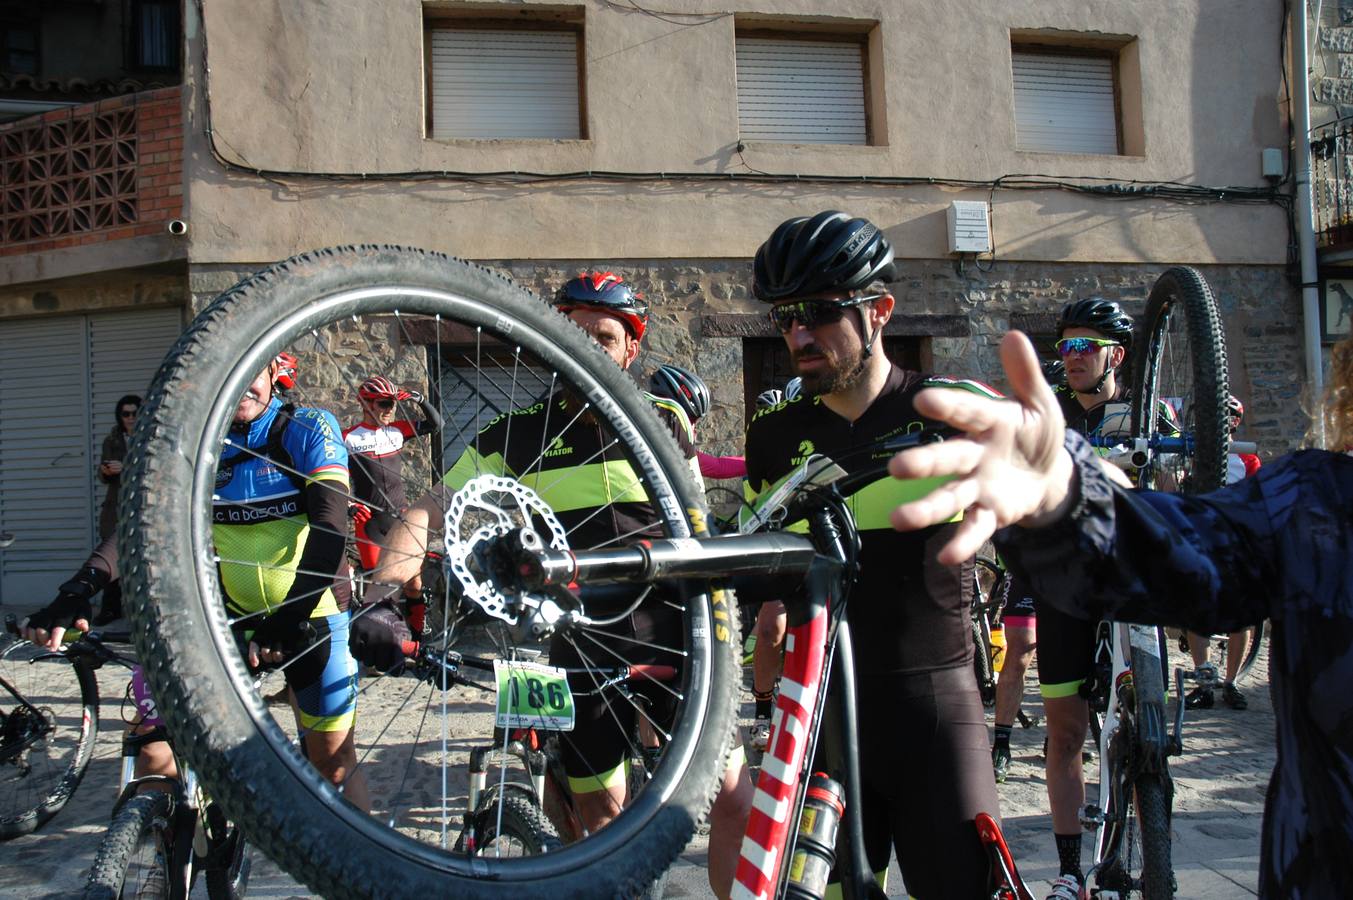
[0,86,182,255]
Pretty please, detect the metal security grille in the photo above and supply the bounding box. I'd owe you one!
[428,29,581,140]
[735,37,867,145]
[1012,52,1119,154]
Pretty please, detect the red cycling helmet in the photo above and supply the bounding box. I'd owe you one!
[553,271,649,340]
[273,352,299,391]
[359,375,399,401]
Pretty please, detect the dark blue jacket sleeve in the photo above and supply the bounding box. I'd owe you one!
[993,430,1279,634]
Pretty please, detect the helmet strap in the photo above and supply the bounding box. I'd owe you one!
[855,305,882,360]
[1077,364,1115,396]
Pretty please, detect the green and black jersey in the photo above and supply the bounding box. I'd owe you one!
[443,390,698,552]
[744,365,1002,675]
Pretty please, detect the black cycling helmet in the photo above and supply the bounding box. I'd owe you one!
[1041,358,1066,386]
[649,364,711,424]
[1057,298,1134,346]
[752,211,897,301]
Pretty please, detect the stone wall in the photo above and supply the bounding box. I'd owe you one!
[188,258,1305,478]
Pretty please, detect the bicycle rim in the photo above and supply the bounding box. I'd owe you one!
[119,246,737,899]
[0,639,98,839]
[1131,266,1230,493]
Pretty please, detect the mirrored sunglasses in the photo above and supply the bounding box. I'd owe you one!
[767,295,881,333]
[1055,337,1120,357]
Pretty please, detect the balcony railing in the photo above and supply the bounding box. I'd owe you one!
[0,86,181,255]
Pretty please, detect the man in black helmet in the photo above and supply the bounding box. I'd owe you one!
[722,210,1003,899]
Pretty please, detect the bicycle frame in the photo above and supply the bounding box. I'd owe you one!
[517,506,893,899]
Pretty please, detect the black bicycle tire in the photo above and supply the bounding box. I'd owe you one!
[1127,636,1175,899]
[1134,773,1176,899]
[473,792,563,856]
[1230,621,1267,684]
[1131,266,1230,494]
[118,246,738,899]
[84,791,174,900]
[203,824,252,900]
[0,646,100,839]
[970,615,994,705]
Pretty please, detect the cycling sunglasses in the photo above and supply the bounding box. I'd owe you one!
[767,294,882,333]
[371,399,395,410]
[119,407,139,418]
[1055,336,1120,357]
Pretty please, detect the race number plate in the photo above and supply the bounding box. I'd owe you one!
[493,660,575,731]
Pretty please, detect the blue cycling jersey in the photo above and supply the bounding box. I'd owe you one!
[213,398,349,618]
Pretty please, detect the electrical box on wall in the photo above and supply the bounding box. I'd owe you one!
[947,201,992,254]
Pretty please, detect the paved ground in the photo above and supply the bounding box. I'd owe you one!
[2,630,1269,899]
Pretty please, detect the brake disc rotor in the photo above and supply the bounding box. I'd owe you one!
[443,474,569,624]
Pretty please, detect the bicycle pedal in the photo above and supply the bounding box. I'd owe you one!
[1079,803,1104,831]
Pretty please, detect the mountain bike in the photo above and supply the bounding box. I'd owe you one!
[0,614,100,839]
[1068,266,1234,900]
[117,246,1036,899]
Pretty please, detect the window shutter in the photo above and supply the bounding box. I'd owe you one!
[429,29,581,140]
[437,363,551,465]
[736,37,867,145]
[1012,52,1119,154]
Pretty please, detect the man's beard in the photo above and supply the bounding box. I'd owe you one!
[792,342,867,397]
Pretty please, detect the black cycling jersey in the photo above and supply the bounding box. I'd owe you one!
[744,365,994,675]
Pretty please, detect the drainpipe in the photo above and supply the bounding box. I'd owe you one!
[1294,0,1326,439]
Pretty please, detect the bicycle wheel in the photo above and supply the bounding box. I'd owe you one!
[472,791,563,857]
[84,791,174,900]
[1125,634,1175,899]
[1131,267,1230,494]
[0,636,99,839]
[1134,773,1176,899]
[119,246,737,899]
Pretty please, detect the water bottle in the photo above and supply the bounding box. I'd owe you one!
[784,773,845,900]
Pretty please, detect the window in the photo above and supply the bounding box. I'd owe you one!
[0,22,38,74]
[128,0,180,71]
[1010,35,1141,156]
[426,22,583,140]
[735,33,870,145]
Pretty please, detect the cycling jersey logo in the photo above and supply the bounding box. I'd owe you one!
[791,439,815,466]
[543,436,573,458]
[215,467,234,489]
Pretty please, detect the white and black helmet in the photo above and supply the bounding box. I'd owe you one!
[649,364,711,424]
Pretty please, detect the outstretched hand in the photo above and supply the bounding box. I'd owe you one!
[888,331,1076,564]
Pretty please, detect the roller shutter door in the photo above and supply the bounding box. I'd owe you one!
[0,307,182,606]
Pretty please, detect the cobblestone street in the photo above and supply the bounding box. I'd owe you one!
[2,638,1270,899]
